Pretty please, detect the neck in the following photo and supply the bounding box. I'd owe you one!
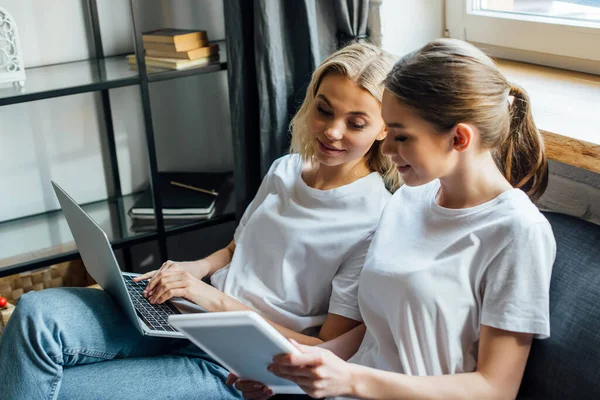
[305,157,371,190]
[437,151,513,209]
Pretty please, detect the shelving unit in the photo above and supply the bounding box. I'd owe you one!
[0,0,238,278]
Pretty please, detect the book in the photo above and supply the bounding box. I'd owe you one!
[142,29,207,46]
[127,54,219,70]
[129,172,231,218]
[129,209,217,232]
[127,63,168,74]
[146,44,219,60]
[144,39,208,53]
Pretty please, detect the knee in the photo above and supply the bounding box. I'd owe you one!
[14,287,82,323]
[12,291,50,325]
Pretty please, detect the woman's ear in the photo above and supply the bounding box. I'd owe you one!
[451,123,473,152]
[376,125,388,141]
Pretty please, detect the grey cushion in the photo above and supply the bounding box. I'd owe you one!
[518,212,600,399]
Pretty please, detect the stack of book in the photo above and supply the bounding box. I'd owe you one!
[128,172,231,232]
[128,28,220,71]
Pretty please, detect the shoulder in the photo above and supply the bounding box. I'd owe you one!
[352,173,392,205]
[266,153,302,177]
[493,189,554,243]
[362,174,393,218]
[387,179,438,209]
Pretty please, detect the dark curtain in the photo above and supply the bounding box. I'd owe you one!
[224,0,320,216]
[224,0,369,216]
[333,0,370,47]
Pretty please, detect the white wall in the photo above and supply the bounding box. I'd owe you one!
[379,0,444,57]
[374,0,600,225]
[0,0,233,224]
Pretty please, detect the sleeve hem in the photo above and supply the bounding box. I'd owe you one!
[481,314,550,339]
[328,302,363,323]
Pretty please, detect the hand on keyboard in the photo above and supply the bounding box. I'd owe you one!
[134,264,229,313]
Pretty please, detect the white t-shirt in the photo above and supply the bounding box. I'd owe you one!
[211,154,391,333]
[347,179,556,379]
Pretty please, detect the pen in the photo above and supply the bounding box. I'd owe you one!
[170,181,218,196]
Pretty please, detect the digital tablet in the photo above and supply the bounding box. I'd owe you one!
[168,311,304,394]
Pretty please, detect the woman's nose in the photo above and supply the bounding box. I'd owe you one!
[324,121,344,141]
[381,133,395,156]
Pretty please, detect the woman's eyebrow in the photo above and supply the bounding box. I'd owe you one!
[316,94,370,117]
[386,122,406,129]
[317,94,333,107]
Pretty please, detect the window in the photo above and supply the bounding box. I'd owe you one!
[445,0,600,66]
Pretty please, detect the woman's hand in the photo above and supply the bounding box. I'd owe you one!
[269,339,355,398]
[133,260,227,311]
[134,259,208,285]
[226,373,273,400]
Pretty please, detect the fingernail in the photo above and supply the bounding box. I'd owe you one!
[253,384,261,389]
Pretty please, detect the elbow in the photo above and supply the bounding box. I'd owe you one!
[477,373,520,400]
[226,240,236,257]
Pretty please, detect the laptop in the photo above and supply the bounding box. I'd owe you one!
[52,181,207,339]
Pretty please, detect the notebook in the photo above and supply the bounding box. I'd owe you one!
[129,172,230,218]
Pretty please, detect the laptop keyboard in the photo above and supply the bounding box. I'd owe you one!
[123,275,180,332]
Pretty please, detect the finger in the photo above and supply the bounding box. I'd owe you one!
[147,270,187,295]
[240,392,271,400]
[225,373,238,386]
[272,351,323,367]
[151,283,183,304]
[145,262,175,293]
[234,380,266,391]
[241,388,273,400]
[153,288,187,305]
[253,391,273,400]
[133,270,157,282]
[290,338,319,354]
[267,364,315,381]
[148,274,188,303]
[268,364,314,378]
[238,389,262,399]
[148,270,195,301]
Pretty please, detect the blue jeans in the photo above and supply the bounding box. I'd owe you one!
[0,287,243,399]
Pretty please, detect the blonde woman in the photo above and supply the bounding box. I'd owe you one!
[240,39,556,400]
[0,43,399,399]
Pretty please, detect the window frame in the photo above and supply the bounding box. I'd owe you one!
[445,0,600,67]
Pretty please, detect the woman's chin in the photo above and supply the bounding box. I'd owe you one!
[314,153,347,167]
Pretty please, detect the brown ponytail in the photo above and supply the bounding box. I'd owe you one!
[495,83,548,201]
[384,38,549,200]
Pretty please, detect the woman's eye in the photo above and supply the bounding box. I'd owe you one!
[394,136,407,142]
[349,122,366,130]
[317,105,332,116]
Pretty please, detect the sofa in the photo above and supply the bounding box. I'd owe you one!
[279,212,600,400]
[518,212,600,399]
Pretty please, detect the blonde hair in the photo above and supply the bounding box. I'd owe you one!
[289,42,401,192]
[384,39,548,200]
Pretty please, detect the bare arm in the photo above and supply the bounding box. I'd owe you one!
[349,325,532,400]
[319,323,366,360]
[135,240,236,287]
[199,239,236,277]
[220,292,362,345]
